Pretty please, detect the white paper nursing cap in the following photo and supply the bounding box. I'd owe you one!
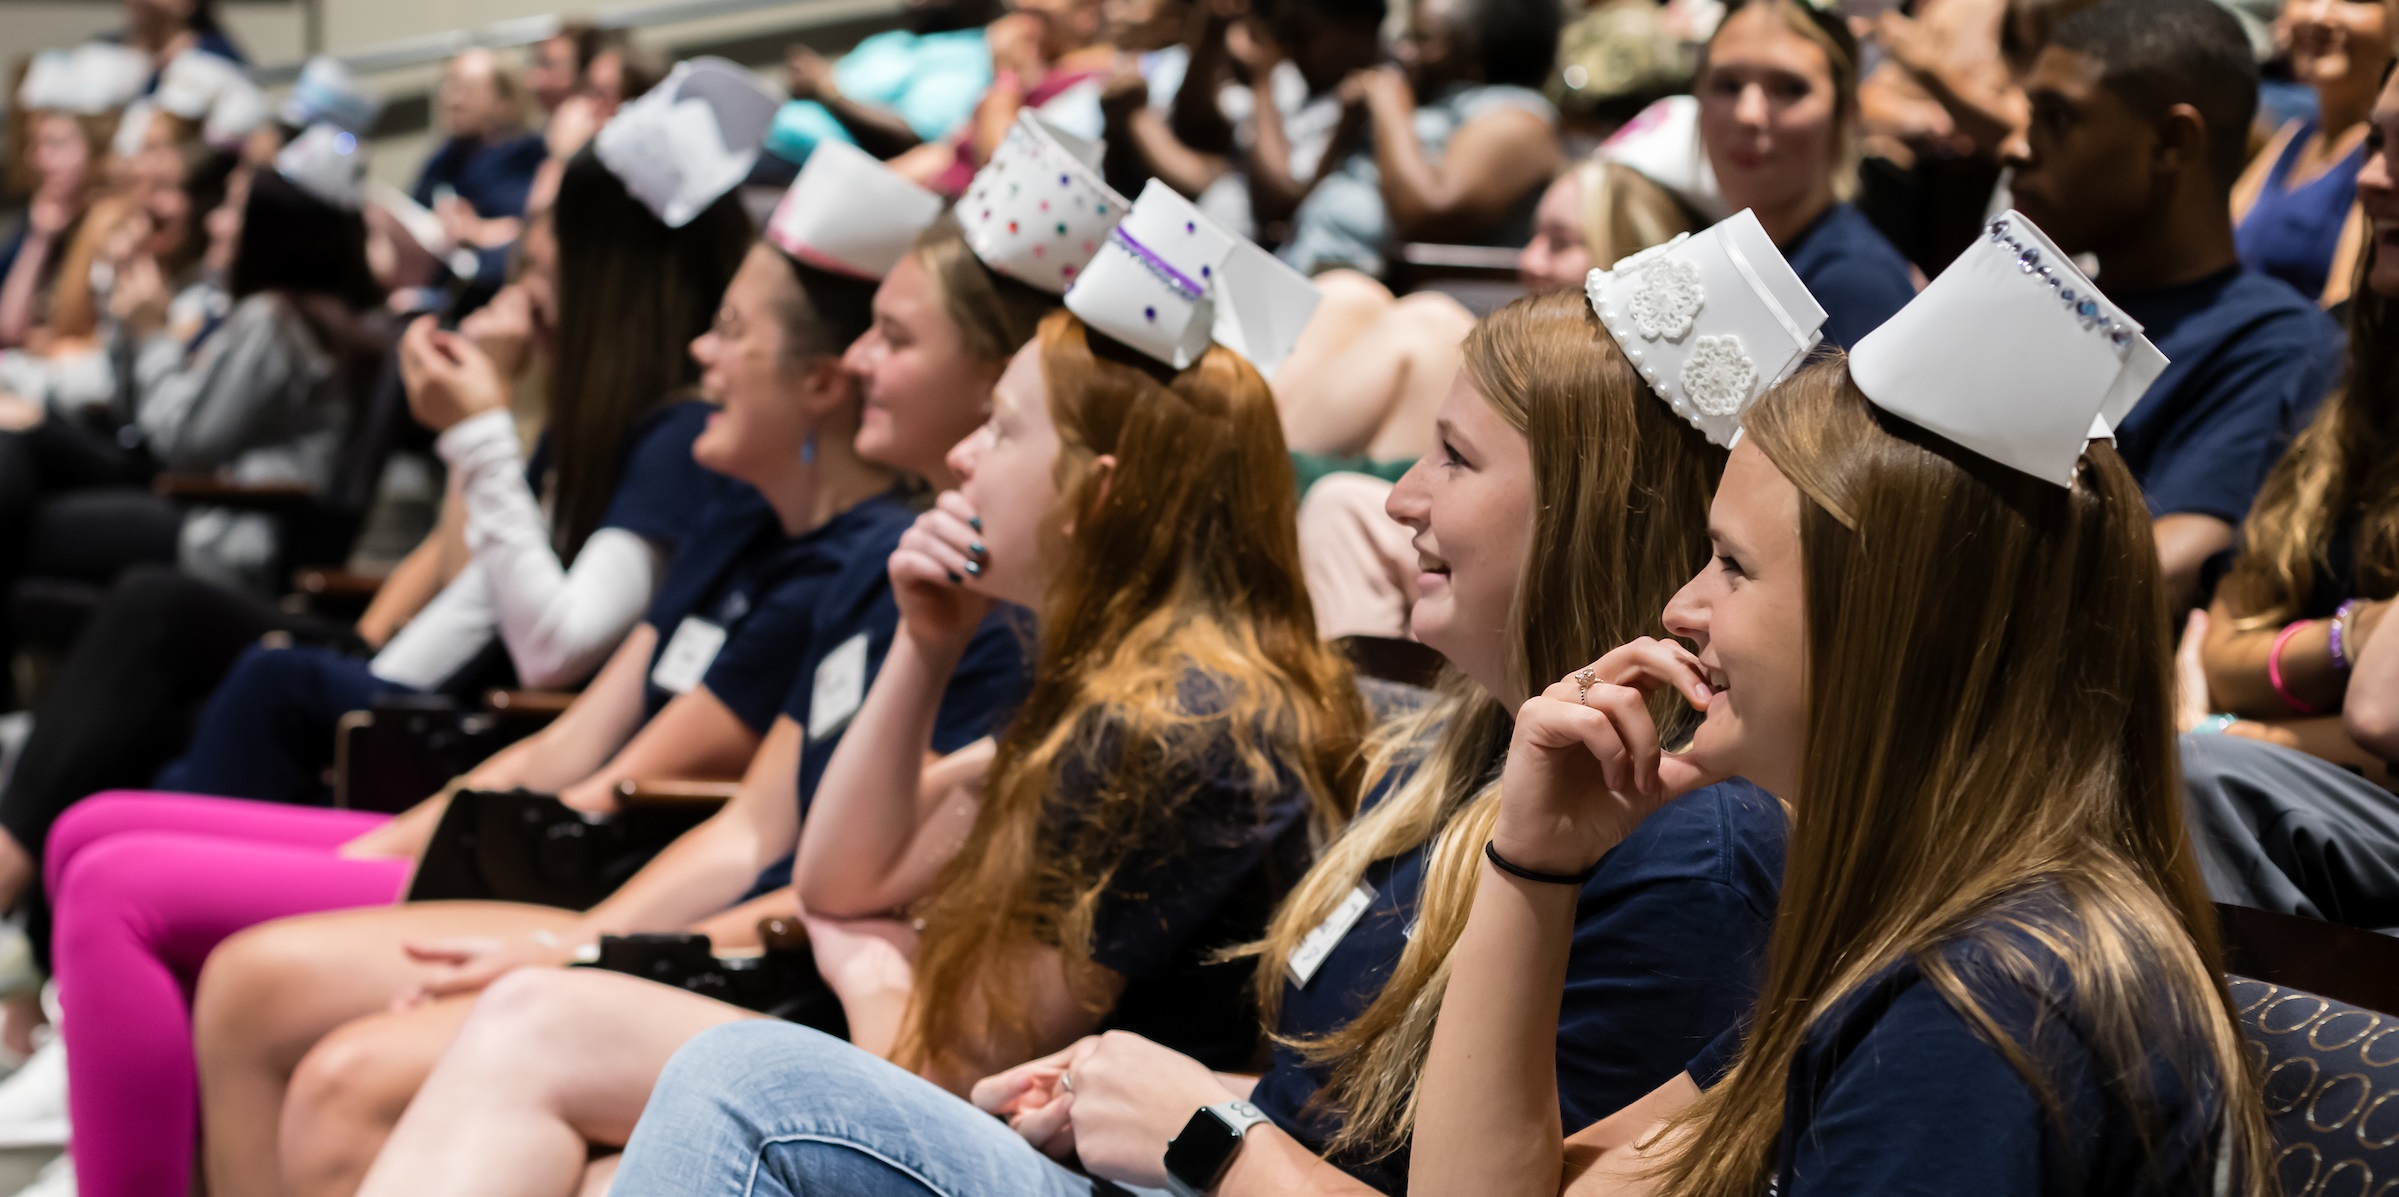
[957,112,1131,294]
[113,49,266,155]
[1598,95,1725,221]
[1848,210,2169,487]
[1583,209,1826,447]
[1064,177,1320,379]
[274,122,367,210]
[594,58,778,228]
[764,140,943,280]
[16,44,150,115]
[280,56,383,136]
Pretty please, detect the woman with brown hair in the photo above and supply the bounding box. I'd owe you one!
[600,208,1825,1197]
[1411,210,2270,1196]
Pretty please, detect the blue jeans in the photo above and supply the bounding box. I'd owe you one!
[614,1022,1173,1197]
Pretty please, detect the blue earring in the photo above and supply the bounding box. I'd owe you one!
[801,433,817,465]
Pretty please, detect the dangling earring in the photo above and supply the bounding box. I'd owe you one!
[801,432,817,465]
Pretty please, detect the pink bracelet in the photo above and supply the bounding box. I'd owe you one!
[2269,620,2319,715]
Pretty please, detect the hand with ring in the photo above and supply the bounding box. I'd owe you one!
[1492,638,1728,878]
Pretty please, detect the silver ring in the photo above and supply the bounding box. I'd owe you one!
[1059,1072,1074,1094]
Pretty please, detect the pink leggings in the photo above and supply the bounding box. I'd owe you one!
[47,791,408,1197]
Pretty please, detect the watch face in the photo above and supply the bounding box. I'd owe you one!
[1163,1106,1243,1192]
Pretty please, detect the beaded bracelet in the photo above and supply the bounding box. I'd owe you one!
[2331,600,2364,672]
[2269,620,2320,715]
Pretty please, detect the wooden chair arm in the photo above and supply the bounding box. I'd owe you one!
[293,567,387,601]
[152,473,319,512]
[615,779,741,808]
[481,689,579,718]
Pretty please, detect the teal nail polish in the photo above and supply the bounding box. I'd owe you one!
[964,560,982,577]
[970,540,987,557]
[946,570,961,583]
[968,516,983,532]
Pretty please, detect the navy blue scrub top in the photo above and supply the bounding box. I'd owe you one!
[2112,265,2340,524]
[1782,203,1917,350]
[1047,675,1321,1072]
[1249,772,1788,1193]
[409,132,548,222]
[525,398,734,554]
[637,488,915,723]
[1690,887,2225,1197]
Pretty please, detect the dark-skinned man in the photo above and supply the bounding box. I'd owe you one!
[2005,0,2341,615]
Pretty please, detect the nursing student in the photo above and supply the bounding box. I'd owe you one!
[1411,208,2273,1196]
[603,207,1827,1197]
[196,117,1110,1196]
[360,178,1367,1197]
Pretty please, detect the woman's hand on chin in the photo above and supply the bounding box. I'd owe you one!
[1495,638,1727,876]
[889,491,997,653]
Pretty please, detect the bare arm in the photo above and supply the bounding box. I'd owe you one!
[472,623,658,797]
[2349,604,2399,755]
[1116,101,1231,197]
[2200,591,2390,718]
[354,491,469,649]
[565,713,806,938]
[2155,514,2235,621]
[2224,715,2399,788]
[1358,70,1560,242]
[796,627,979,916]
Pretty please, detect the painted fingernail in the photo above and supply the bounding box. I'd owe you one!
[969,516,984,532]
[970,541,987,557]
[964,560,982,577]
[947,570,962,583]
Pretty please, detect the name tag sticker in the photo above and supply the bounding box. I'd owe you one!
[1286,882,1375,989]
[807,632,872,742]
[650,617,727,695]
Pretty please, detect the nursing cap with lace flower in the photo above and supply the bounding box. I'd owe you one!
[1584,208,1826,447]
[957,112,1131,295]
[764,139,944,280]
[274,122,368,211]
[1848,209,2168,487]
[594,58,779,228]
[17,44,149,115]
[1063,178,1319,379]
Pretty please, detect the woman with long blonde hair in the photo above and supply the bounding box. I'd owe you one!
[606,203,1826,1196]
[1412,212,2273,1197]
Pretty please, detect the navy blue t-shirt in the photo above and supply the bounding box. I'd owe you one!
[784,601,1031,810]
[410,132,548,221]
[1782,203,1917,349]
[637,488,914,723]
[1692,889,2224,1197]
[2113,266,2340,524]
[1249,772,1788,1193]
[1039,675,1321,1072]
[524,398,731,554]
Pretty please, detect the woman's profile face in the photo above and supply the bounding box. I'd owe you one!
[1386,374,1535,699]
[2280,0,2392,91]
[1698,5,1840,224]
[944,343,1062,608]
[846,251,1000,487]
[2360,69,2399,297]
[1517,172,1593,292]
[1661,439,1808,799]
[30,116,91,193]
[690,247,814,486]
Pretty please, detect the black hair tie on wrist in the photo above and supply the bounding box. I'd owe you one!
[1484,840,1602,886]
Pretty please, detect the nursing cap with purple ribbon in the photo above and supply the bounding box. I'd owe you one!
[1064,178,1319,379]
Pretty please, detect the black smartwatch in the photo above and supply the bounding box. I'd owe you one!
[1162,1100,1271,1196]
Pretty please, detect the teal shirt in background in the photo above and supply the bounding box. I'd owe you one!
[765,29,993,164]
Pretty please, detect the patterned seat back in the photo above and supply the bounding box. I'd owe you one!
[2232,976,2399,1196]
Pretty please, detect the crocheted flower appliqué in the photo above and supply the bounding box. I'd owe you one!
[1628,258,1703,341]
[1680,334,1754,416]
